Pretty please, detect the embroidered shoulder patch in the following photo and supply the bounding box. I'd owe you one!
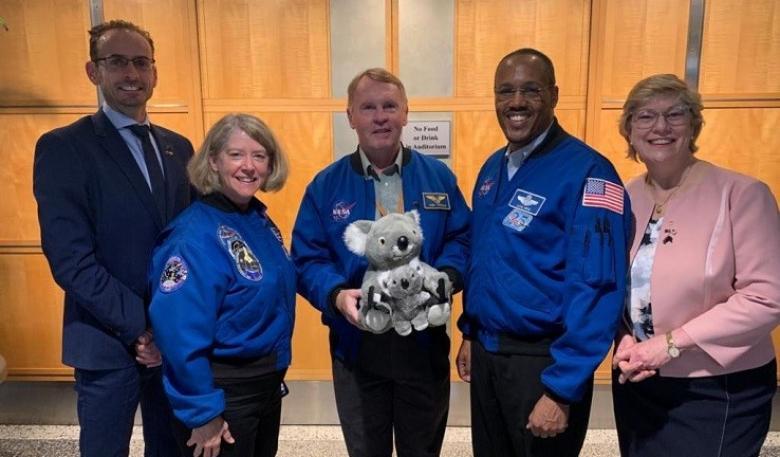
[160,256,188,293]
[332,201,357,221]
[508,188,546,216]
[502,208,533,232]
[422,192,450,210]
[478,178,496,198]
[218,225,263,281]
[582,178,624,214]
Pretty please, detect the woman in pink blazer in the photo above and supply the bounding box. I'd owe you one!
[611,74,780,457]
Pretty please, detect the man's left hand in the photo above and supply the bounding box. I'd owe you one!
[135,330,162,368]
[526,393,569,438]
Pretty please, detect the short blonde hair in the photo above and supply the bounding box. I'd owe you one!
[619,74,704,161]
[346,68,408,108]
[188,113,289,194]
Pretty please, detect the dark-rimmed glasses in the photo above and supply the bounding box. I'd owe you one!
[494,85,552,103]
[93,55,155,72]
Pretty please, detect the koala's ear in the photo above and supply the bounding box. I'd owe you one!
[405,209,421,225]
[343,220,373,255]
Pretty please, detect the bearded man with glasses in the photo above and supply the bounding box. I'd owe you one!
[33,19,193,457]
[455,48,632,457]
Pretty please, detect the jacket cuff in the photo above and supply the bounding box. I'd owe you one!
[439,266,463,294]
[543,387,571,406]
[328,285,347,318]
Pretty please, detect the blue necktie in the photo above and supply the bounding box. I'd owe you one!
[127,124,166,222]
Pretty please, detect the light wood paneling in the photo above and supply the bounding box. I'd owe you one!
[0,113,86,243]
[105,0,205,144]
[151,112,202,146]
[598,0,689,100]
[455,0,591,98]
[699,0,780,95]
[452,111,506,204]
[198,0,330,100]
[0,1,94,107]
[696,108,780,197]
[0,253,68,377]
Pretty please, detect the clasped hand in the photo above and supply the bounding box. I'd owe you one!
[612,333,671,383]
[134,330,162,368]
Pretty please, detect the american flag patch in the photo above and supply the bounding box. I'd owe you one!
[582,178,624,214]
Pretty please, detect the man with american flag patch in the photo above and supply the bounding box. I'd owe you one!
[455,48,632,457]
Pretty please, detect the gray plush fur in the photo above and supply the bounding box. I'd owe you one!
[343,210,452,335]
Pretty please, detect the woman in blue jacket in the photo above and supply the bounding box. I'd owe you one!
[149,114,295,457]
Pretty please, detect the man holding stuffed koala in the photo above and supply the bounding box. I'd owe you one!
[455,48,631,457]
[292,68,470,457]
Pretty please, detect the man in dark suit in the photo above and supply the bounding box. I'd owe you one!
[33,20,192,457]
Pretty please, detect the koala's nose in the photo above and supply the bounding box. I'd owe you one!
[401,279,410,289]
[397,236,409,251]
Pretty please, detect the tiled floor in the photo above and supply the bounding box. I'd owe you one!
[1,425,779,457]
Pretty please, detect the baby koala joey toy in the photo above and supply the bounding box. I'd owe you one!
[343,210,452,335]
[377,259,431,336]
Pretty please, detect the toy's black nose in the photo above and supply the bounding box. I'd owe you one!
[401,279,410,289]
[397,236,409,251]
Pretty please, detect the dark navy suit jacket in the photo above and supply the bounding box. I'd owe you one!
[33,109,193,370]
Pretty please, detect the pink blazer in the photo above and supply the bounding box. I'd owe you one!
[627,160,780,377]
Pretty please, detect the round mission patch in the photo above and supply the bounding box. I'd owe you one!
[160,256,188,293]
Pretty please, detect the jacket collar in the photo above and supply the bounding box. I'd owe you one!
[349,146,412,175]
[202,192,266,215]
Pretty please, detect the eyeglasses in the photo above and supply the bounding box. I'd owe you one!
[494,86,550,103]
[93,54,155,72]
[631,106,691,129]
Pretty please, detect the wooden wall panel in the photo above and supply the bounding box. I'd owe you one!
[0,1,94,106]
[699,0,780,95]
[0,253,68,378]
[104,0,205,143]
[151,112,202,146]
[0,113,87,242]
[696,108,780,197]
[598,0,689,100]
[455,0,591,97]
[452,111,506,204]
[199,0,330,100]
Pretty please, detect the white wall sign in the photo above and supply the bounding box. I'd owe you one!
[402,121,450,158]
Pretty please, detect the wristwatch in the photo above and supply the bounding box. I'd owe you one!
[665,332,680,358]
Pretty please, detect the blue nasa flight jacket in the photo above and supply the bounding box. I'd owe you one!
[458,120,631,403]
[148,193,296,428]
[291,148,470,362]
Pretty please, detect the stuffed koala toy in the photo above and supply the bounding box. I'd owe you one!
[343,210,452,335]
[377,259,431,336]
